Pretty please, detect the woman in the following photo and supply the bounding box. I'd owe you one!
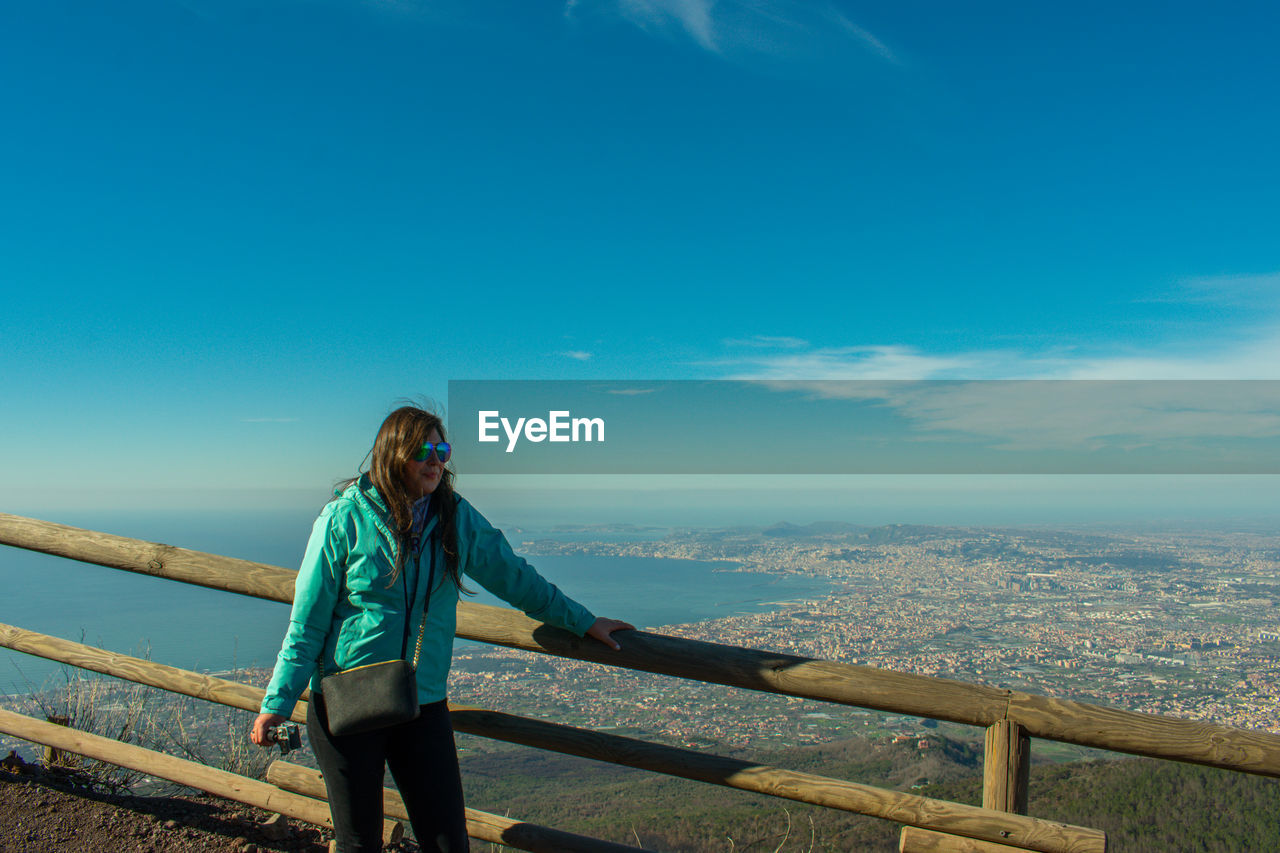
[250,404,633,852]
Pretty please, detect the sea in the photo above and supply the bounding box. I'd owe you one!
[0,508,837,696]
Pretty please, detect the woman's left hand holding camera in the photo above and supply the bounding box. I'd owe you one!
[250,712,287,747]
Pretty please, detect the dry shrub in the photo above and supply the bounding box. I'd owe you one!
[5,662,274,793]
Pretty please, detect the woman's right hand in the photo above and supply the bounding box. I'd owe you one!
[250,712,287,747]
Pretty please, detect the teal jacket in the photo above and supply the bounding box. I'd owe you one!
[260,475,595,716]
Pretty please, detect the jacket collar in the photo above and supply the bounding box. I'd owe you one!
[346,473,439,550]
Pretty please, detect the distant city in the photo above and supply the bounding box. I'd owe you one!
[449,522,1280,751]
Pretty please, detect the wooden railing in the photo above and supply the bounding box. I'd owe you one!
[5,512,1275,850]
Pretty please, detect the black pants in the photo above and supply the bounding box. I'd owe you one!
[307,694,470,853]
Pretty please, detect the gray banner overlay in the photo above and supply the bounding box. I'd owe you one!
[445,380,1280,474]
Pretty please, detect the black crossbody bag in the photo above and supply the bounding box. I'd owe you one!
[319,530,437,736]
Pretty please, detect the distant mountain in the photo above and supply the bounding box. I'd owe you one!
[758,521,975,544]
[854,523,959,544]
[760,521,869,539]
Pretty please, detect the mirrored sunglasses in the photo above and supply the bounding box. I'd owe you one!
[413,441,451,463]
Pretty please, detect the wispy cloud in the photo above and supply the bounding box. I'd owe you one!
[562,350,594,361]
[758,379,1280,454]
[1137,272,1280,309]
[1050,339,1280,380]
[716,307,1280,381]
[830,10,898,64]
[715,306,1280,456]
[724,335,809,349]
[718,344,988,380]
[568,0,899,65]
[622,0,717,51]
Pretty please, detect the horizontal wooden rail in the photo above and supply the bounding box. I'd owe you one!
[457,601,1011,724]
[0,706,399,845]
[4,512,1280,778]
[2,624,1100,852]
[0,513,295,602]
[0,625,658,852]
[0,513,1005,723]
[0,622,308,724]
[1005,692,1280,776]
[454,606,1280,778]
[267,760,649,853]
[901,827,1030,852]
[447,706,1103,853]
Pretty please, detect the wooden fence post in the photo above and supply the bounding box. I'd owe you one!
[983,720,1030,814]
[904,722,1035,852]
[43,714,70,767]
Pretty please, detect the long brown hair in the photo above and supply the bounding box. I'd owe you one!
[338,403,463,589]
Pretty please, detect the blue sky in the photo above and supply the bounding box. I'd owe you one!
[3,1,1279,521]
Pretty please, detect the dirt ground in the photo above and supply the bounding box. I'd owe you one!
[0,763,333,852]
[0,761,417,853]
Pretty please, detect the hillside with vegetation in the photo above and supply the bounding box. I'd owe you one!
[5,724,1280,851]
[459,734,1280,852]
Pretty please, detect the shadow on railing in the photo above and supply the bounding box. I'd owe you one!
[4,513,1273,851]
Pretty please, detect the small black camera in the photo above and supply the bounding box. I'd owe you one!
[267,723,302,756]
